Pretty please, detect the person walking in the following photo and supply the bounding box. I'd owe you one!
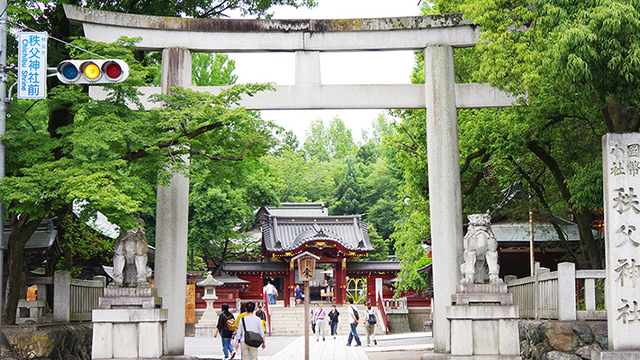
[346,298,362,347]
[313,302,327,341]
[264,282,277,305]
[255,303,267,331]
[236,301,266,360]
[232,302,249,355]
[310,303,318,334]
[214,303,236,360]
[364,302,379,346]
[327,305,340,339]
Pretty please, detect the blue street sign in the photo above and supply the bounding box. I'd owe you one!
[18,32,48,99]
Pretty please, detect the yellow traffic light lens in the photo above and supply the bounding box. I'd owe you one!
[83,63,100,80]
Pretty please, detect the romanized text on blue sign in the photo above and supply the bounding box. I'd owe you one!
[18,32,48,99]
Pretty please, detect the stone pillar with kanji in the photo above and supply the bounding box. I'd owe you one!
[599,134,640,358]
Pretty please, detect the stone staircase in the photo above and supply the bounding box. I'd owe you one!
[265,305,385,337]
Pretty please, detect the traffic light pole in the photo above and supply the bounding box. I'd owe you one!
[0,0,8,348]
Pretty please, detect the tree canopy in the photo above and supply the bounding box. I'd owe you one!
[1,0,314,324]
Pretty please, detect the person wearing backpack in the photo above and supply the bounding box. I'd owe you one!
[236,301,265,360]
[364,302,379,346]
[214,303,236,360]
[346,298,362,347]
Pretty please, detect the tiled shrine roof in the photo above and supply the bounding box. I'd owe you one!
[262,214,373,253]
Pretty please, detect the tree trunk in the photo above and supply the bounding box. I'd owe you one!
[601,95,640,133]
[574,210,603,268]
[53,204,75,270]
[509,157,589,268]
[527,141,603,268]
[2,213,46,324]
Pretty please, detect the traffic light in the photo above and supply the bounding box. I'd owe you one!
[56,59,129,84]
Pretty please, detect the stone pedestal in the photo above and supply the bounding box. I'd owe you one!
[92,285,167,359]
[592,350,640,360]
[446,293,520,360]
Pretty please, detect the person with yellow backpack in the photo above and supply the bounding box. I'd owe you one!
[214,303,236,360]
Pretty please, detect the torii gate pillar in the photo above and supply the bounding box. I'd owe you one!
[425,45,464,353]
[61,6,523,355]
[154,47,192,355]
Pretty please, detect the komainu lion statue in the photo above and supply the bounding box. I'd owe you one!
[460,213,500,284]
[113,220,151,287]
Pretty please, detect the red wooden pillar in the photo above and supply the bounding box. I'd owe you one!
[284,260,295,307]
[333,263,340,305]
[366,274,375,305]
[334,263,341,305]
[335,259,347,305]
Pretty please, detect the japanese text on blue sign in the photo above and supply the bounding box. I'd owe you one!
[18,32,47,99]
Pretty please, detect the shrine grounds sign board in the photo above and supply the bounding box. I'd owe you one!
[296,253,319,282]
[292,251,320,360]
[603,133,640,350]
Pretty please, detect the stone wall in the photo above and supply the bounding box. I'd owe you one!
[519,320,607,360]
[386,311,412,334]
[1,324,92,360]
[408,308,431,332]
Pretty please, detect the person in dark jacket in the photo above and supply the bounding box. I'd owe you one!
[214,303,236,360]
[294,284,302,304]
[327,305,340,338]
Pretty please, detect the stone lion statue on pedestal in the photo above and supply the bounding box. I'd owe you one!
[460,213,500,285]
[113,219,151,287]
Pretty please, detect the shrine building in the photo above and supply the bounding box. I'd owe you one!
[220,203,401,307]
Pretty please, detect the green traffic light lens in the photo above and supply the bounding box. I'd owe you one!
[62,63,79,80]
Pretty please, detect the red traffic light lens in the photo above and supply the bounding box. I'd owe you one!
[105,63,122,79]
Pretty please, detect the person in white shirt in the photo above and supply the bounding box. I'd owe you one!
[264,282,277,304]
[346,298,362,347]
[313,302,327,341]
[236,301,266,360]
[364,302,379,346]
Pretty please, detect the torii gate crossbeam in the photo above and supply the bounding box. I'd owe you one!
[64,4,517,355]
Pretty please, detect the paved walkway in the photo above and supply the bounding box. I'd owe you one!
[185,332,433,360]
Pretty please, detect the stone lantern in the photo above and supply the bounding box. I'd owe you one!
[195,274,224,337]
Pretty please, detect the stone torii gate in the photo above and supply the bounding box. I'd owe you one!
[64,5,517,355]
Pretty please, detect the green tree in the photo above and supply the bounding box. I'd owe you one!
[303,119,331,161]
[83,0,316,18]
[328,117,357,159]
[192,53,237,86]
[303,116,357,161]
[364,224,389,261]
[1,39,275,325]
[456,0,635,268]
[281,130,300,152]
[263,150,335,202]
[367,198,397,242]
[2,0,313,325]
[331,159,365,215]
[392,197,431,293]
[189,165,279,273]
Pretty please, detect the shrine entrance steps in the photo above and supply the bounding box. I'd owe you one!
[267,305,386,337]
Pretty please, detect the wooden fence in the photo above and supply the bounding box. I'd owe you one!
[53,270,106,322]
[505,262,606,321]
